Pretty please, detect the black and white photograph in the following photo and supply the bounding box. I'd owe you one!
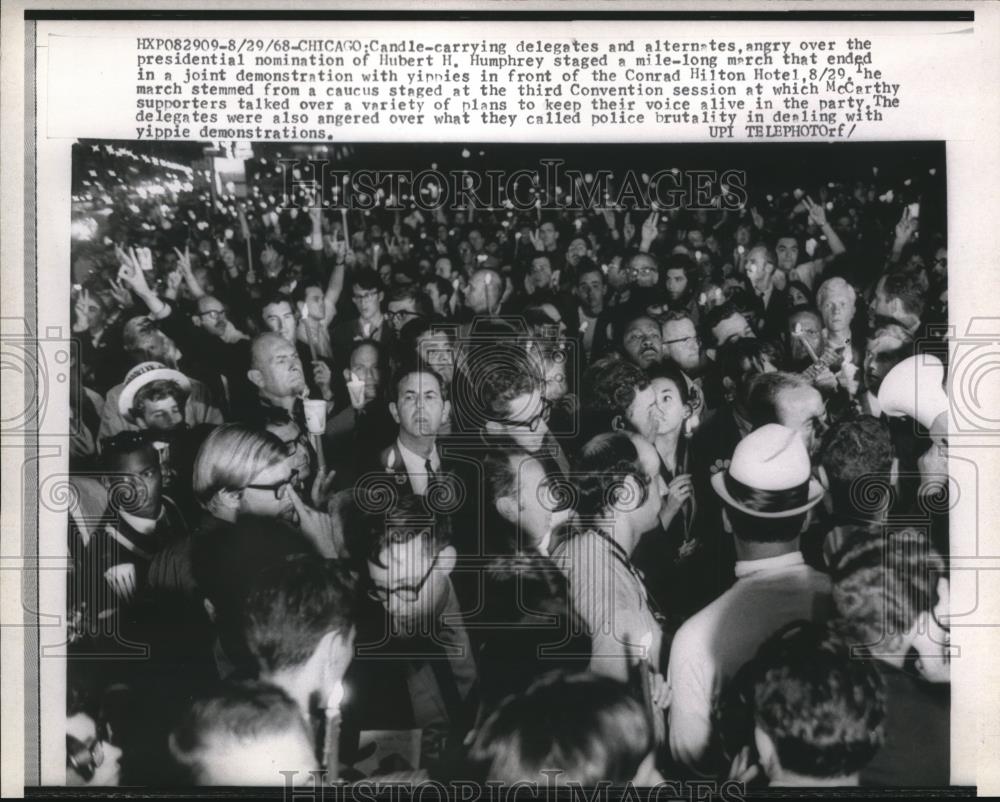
[3,5,1000,798]
[60,138,953,788]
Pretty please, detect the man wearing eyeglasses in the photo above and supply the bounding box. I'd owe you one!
[385,285,432,335]
[479,343,571,478]
[661,312,703,376]
[627,252,661,290]
[122,266,256,420]
[67,700,122,786]
[332,269,388,353]
[351,497,476,746]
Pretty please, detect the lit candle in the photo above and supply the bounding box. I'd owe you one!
[637,631,663,744]
[323,681,345,784]
[793,322,821,362]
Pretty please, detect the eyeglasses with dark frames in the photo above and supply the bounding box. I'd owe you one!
[385,309,426,323]
[244,469,299,500]
[663,334,701,347]
[368,552,440,603]
[67,736,104,782]
[490,397,552,432]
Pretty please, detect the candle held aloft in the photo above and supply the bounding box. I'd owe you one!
[323,681,345,784]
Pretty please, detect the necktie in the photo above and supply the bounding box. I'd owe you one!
[425,458,437,478]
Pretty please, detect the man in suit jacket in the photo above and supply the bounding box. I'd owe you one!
[575,262,616,365]
[331,269,391,356]
[371,364,451,498]
[746,244,791,341]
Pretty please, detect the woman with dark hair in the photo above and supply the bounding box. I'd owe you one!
[631,361,712,623]
[577,354,664,448]
[787,279,815,308]
[660,252,701,324]
[551,430,670,747]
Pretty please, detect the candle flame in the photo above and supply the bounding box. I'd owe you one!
[326,681,345,710]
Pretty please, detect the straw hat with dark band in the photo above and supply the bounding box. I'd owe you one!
[118,361,191,419]
[711,423,824,519]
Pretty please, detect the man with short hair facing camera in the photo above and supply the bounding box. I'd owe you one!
[377,364,451,498]
[350,496,477,752]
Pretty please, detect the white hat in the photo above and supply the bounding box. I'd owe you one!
[118,361,191,420]
[877,353,949,432]
[712,423,824,518]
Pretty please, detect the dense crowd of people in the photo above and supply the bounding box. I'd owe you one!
[65,144,951,789]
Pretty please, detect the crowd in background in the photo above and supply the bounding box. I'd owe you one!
[64,142,951,789]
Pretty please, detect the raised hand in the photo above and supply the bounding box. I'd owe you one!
[135,246,154,275]
[662,473,694,521]
[219,319,249,344]
[73,288,92,332]
[750,205,764,231]
[310,466,338,509]
[173,245,194,276]
[812,364,838,392]
[108,278,134,309]
[728,745,762,784]
[640,210,658,245]
[623,212,636,244]
[803,195,828,227]
[308,190,324,226]
[312,360,333,399]
[115,245,152,296]
[894,205,918,244]
[289,487,343,558]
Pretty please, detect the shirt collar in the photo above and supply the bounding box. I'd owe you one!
[865,390,882,417]
[119,507,162,535]
[360,314,383,338]
[734,550,804,579]
[397,438,439,472]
